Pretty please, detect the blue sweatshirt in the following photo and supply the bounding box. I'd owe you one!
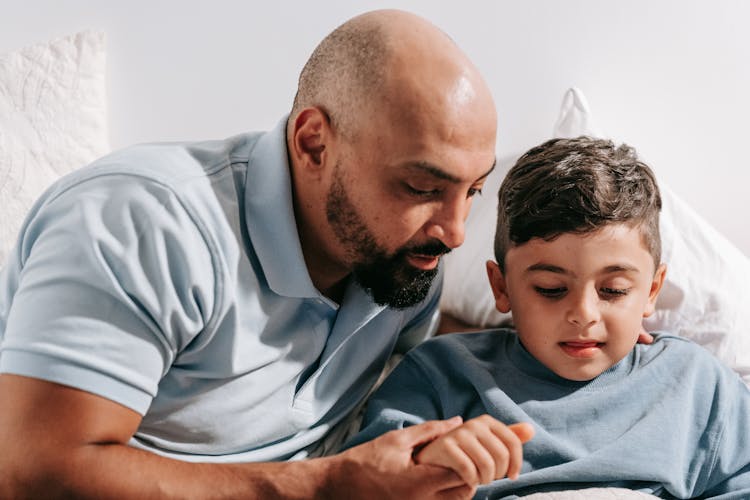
[350,331,750,499]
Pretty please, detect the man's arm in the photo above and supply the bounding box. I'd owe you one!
[0,374,472,500]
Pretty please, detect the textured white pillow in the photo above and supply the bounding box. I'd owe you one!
[441,87,750,384]
[0,31,108,267]
[440,153,513,328]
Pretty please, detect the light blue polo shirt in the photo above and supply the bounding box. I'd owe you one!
[0,117,440,462]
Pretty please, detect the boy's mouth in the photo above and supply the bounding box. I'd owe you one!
[559,341,603,358]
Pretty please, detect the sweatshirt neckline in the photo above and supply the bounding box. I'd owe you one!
[504,332,637,390]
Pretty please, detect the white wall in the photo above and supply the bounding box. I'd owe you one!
[2,0,748,256]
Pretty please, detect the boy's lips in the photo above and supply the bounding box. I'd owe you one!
[560,341,603,358]
[406,253,442,270]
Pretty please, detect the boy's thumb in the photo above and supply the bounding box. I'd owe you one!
[509,422,535,443]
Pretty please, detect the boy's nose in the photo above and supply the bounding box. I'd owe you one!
[566,290,601,327]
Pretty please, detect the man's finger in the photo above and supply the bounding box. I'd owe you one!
[637,328,654,344]
[413,462,469,491]
[395,416,464,449]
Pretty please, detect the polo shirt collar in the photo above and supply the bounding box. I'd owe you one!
[244,116,319,299]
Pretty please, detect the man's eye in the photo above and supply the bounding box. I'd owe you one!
[600,287,630,299]
[467,187,483,198]
[534,286,567,298]
[406,185,440,197]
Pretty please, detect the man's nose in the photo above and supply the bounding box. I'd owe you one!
[424,196,470,249]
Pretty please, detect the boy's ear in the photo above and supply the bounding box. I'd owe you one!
[643,263,667,318]
[486,260,512,314]
[290,107,331,175]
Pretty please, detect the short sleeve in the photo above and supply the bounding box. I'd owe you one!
[0,174,217,414]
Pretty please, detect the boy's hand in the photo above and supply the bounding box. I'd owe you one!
[332,416,477,499]
[414,415,534,487]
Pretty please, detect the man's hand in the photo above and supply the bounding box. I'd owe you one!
[414,415,534,487]
[637,327,654,344]
[328,417,478,500]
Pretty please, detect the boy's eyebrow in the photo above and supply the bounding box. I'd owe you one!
[525,263,641,275]
[405,160,496,183]
[601,264,640,273]
[526,263,568,275]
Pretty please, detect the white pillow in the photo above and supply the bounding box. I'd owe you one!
[0,31,109,268]
[441,87,750,385]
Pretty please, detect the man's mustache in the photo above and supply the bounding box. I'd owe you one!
[404,240,452,258]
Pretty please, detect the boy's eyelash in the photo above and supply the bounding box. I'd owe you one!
[534,286,567,298]
[534,286,631,299]
[600,287,630,297]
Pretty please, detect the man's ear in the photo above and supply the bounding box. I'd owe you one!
[643,263,667,318]
[290,107,331,175]
[486,260,511,313]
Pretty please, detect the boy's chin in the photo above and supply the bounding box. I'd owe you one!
[551,363,614,382]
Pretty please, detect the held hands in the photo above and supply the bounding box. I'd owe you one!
[330,415,533,499]
[332,416,476,499]
[414,415,534,488]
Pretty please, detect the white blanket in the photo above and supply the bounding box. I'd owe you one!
[521,488,659,499]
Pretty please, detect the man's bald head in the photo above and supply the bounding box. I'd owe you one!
[290,9,491,142]
[287,10,497,302]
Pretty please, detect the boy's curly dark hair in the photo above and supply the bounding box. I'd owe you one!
[494,136,662,272]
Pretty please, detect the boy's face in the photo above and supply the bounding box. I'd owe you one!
[487,223,666,381]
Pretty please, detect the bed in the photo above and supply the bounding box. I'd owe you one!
[2,29,750,500]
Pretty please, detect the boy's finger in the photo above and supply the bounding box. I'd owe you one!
[482,420,532,480]
[502,422,534,480]
[456,436,496,485]
[508,422,535,443]
[419,438,480,486]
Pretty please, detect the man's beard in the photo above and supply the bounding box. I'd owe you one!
[325,165,450,309]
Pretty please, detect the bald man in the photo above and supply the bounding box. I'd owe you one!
[0,9,502,499]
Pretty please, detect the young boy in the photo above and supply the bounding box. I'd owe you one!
[347,137,750,498]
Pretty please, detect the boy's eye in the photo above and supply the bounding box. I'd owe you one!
[600,287,630,299]
[534,286,567,298]
[467,186,483,198]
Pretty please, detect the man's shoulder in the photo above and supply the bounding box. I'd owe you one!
[34,130,276,229]
[87,131,265,183]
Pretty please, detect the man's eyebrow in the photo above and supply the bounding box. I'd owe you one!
[405,159,496,183]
